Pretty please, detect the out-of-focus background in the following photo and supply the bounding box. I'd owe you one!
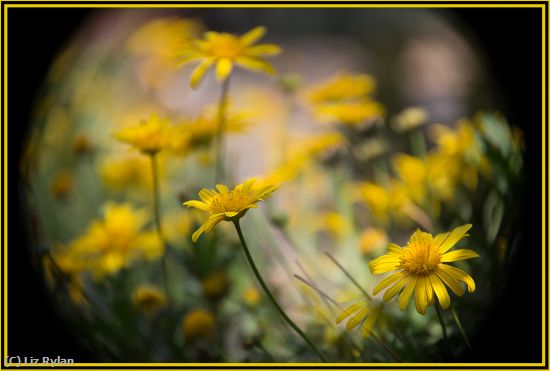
[8,7,542,363]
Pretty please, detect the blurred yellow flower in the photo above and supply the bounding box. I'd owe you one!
[369,224,479,315]
[182,308,216,342]
[70,202,164,279]
[72,134,93,155]
[183,178,277,242]
[43,249,87,305]
[314,100,384,127]
[132,285,167,315]
[353,181,410,224]
[177,26,281,89]
[201,271,230,301]
[307,71,376,104]
[172,104,252,155]
[50,169,73,200]
[98,155,152,192]
[242,287,261,307]
[313,211,350,241]
[391,107,429,133]
[336,299,382,338]
[359,228,388,255]
[114,113,179,154]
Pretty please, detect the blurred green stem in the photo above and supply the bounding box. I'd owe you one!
[409,128,427,157]
[451,304,472,349]
[215,76,231,184]
[150,152,170,301]
[435,302,450,356]
[233,220,328,362]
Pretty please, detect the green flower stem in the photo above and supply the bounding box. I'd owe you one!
[435,302,450,357]
[149,152,170,300]
[409,128,427,157]
[233,220,328,362]
[323,251,372,300]
[215,76,231,184]
[451,304,472,350]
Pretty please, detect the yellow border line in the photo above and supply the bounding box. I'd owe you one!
[2,3,547,8]
[3,2,8,362]
[2,2,547,368]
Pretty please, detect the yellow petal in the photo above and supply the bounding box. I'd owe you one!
[216,184,229,194]
[224,211,239,218]
[429,274,450,309]
[399,277,416,310]
[360,306,380,338]
[336,301,364,324]
[387,243,403,255]
[190,58,214,89]
[373,271,405,296]
[183,200,210,211]
[440,249,480,262]
[369,255,400,274]
[436,224,472,254]
[246,44,281,56]
[346,306,370,331]
[436,269,465,296]
[199,188,218,202]
[240,26,266,46]
[414,277,428,315]
[235,56,275,75]
[440,264,476,292]
[382,275,410,302]
[215,58,233,81]
[191,224,206,243]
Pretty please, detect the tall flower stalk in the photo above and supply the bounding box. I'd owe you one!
[183,179,327,362]
[214,77,231,184]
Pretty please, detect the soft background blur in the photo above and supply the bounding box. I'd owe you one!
[8,7,542,363]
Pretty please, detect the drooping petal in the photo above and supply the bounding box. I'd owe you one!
[346,306,370,331]
[215,58,233,81]
[240,26,266,46]
[191,214,225,242]
[190,58,214,89]
[440,264,476,292]
[399,277,417,310]
[436,224,472,254]
[336,301,364,324]
[369,255,400,274]
[440,249,480,262]
[382,275,411,302]
[235,56,275,75]
[183,200,211,211]
[429,274,450,309]
[436,268,465,296]
[414,277,428,315]
[360,306,381,338]
[191,223,207,243]
[373,271,406,296]
[246,44,281,56]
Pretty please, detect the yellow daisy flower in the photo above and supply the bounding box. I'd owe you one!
[177,26,281,89]
[114,113,178,154]
[132,285,167,315]
[369,224,479,315]
[183,178,277,242]
[306,71,377,104]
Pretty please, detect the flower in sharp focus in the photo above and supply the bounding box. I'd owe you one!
[114,113,180,154]
[177,26,281,89]
[183,178,277,242]
[132,285,167,315]
[369,224,479,315]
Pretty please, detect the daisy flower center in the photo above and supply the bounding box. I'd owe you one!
[210,190,252,213]
[399,237,441,276]
[206,35,245,58]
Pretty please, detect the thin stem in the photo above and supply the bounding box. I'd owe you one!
[451,304,472,350]
[150,152,170,300]
[435,302,450,357]
[323,251,372,300]
[233,220,328,362]
[215,76,231,184]
[368,331,403,363]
